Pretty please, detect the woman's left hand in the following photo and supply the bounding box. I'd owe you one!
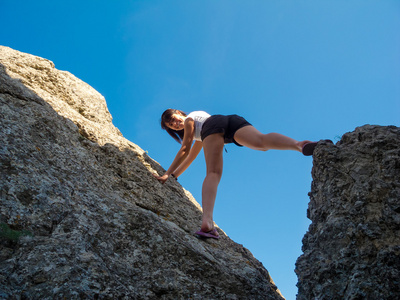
[153,173,169,184]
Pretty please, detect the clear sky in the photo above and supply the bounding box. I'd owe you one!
[2,1,399,298]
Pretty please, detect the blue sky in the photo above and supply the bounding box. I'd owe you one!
[2,1,399,298]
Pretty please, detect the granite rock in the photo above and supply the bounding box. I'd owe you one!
[0,46,284,299]
[296,125,400,299]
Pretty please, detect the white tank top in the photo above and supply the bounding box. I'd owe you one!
[187,111,211,141]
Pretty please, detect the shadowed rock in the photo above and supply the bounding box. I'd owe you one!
[296,126,400,299]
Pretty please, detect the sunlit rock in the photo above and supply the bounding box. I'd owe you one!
[0,46,283,299]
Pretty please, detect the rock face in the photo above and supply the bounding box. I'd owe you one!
[0,46,284,299]
[296,126,400,299]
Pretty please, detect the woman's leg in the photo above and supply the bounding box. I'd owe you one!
[201,133,225,233]
[234,126,311,152]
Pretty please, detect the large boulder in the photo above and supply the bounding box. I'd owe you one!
[0,46,283,299]
[296,125,400,299]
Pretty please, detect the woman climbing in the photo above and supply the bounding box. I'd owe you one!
[153,109,317,239]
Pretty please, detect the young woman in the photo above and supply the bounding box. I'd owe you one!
[153,109,317,239]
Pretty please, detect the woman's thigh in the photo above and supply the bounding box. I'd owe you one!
[233,126,266,151]
[202,133,225,174]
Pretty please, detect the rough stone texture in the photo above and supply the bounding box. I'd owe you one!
[296,126,400,299]
[0,46,284,299]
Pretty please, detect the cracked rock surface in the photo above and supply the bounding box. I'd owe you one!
[296,125,400,299]
[0,46,283,299]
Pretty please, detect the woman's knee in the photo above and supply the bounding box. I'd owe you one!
[206,168,223,179]
[256,134,271,150]
[245,135,269,151]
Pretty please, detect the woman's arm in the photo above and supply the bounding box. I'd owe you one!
[172,141,202,178]
[154,118,195,184]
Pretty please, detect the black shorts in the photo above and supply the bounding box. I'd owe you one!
[200,115,252,146]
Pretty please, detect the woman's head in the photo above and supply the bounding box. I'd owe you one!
[161,109,187,143]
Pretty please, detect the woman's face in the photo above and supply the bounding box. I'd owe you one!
[166,113,185,131]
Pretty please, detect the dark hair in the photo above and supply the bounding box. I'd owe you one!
[161,109,187,144]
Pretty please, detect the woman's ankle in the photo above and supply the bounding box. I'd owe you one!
[201,220,214,232]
